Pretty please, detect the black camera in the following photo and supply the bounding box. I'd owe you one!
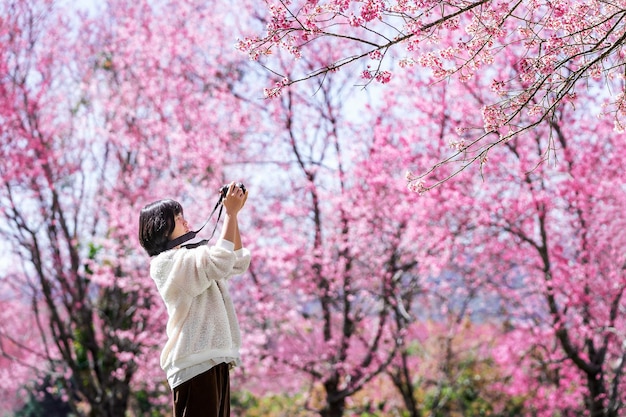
[219,182,246,200]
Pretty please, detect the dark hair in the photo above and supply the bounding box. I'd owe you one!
[138,199,183,256]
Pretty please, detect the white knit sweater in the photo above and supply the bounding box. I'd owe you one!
[149,239,251,389]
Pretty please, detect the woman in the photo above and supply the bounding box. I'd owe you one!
[138,182,250,417]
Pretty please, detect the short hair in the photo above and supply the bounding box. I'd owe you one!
[138,199,183,256]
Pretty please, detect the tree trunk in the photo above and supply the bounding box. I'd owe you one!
[321,375,346,417]
[87,383,130,417]
[586,370,610,417]
[389,354,420,417]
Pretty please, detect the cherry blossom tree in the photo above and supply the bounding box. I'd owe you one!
[473,112,626,417]
[333,73,530,416]
[239,0,626,185]
[0,0,255,415]
[373,55,626,415]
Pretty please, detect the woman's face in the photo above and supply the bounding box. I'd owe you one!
[169,212,190,241]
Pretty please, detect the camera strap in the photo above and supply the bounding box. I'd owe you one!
[164,199,224,250]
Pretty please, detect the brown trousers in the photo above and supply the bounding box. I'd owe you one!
[172,363,230,417]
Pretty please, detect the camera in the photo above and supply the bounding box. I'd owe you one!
[219,182,246,200]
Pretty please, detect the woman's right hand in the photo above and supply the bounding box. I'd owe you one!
[222,182,247,216]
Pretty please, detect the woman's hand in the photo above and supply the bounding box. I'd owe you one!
[222,182,247,216]
[221,182,246,248]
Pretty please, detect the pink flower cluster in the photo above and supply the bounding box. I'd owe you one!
[482,104,507,133]
[361,67,392,83]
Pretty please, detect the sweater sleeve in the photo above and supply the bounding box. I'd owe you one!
[211,239,251,278]
[231,247,251,277]
[170,239,251,298]
[165,241,233,298]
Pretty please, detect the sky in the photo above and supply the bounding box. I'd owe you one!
[63,0,100,15]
